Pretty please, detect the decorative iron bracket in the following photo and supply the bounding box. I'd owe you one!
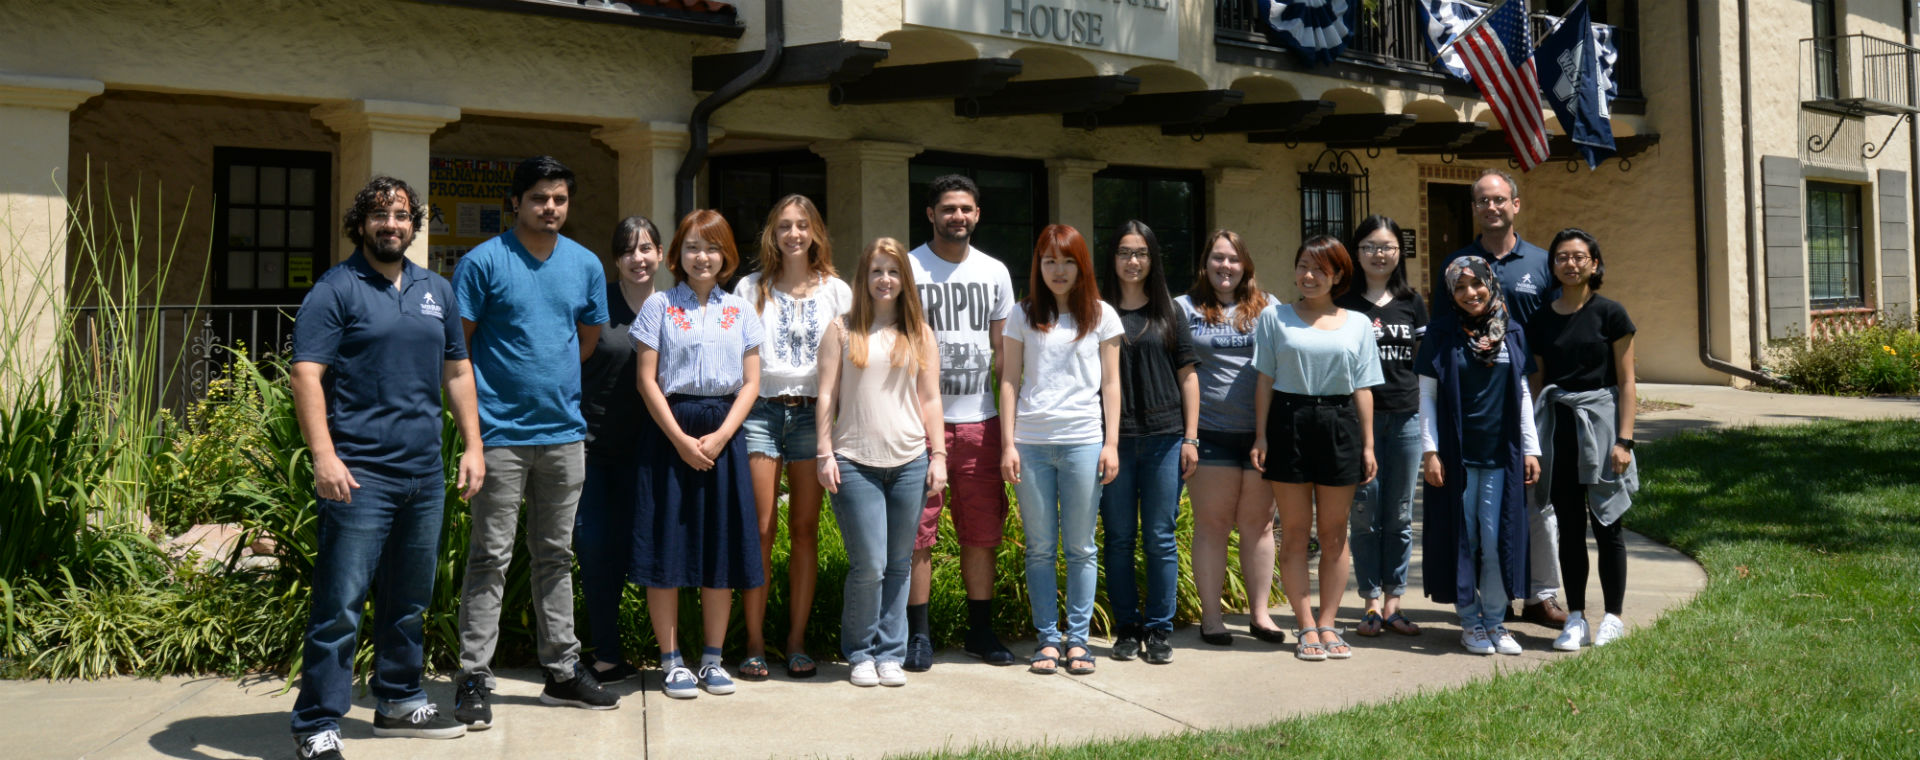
[1808,113,1848,153]
[1864,112,1912,158]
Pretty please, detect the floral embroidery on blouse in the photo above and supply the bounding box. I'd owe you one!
[665,305,693,331]
[720,306,741,330]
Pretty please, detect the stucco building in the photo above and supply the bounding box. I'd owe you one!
[2,0,1915,398]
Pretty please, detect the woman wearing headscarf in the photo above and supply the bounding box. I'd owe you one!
[1416,256,1541,656]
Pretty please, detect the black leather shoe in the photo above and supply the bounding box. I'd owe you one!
[1199,628,1234,646]
[963,629,1018,666]
[1250,624,1289,644]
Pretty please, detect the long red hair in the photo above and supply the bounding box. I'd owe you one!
[1186,229,1267,333]
[1023,224,1100,340]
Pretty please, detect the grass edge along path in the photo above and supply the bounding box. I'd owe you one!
[906,419,1920,760]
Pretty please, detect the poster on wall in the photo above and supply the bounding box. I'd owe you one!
[427,157,518,276]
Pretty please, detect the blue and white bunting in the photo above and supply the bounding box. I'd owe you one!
[1416,0,1483,83]
[1258,0,1360,66]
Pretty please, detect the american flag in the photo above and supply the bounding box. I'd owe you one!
[1454,0,1549,169]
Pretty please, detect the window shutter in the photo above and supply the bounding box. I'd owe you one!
[1762,156,1806,339]
[1877,170,1910,317]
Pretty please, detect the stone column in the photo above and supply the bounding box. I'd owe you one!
[1204,166,1262,233]
[592,121,691,232]
[1045,158,1107,239]
[313,99,460,266]
[0,73,102,393]
[810,140,924,275]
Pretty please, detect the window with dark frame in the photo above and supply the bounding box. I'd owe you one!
[213,148,331,306]
[1092,168,1205,297]
[1805,181,1865,309]
[1812,0,1839,100]
[1300,172,1357,242]
[908,152,1047,295]
[706,150,827,287]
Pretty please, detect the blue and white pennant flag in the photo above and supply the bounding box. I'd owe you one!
[1258,0,1361,66]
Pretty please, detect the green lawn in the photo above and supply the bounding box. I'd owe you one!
[912,419,1920,759]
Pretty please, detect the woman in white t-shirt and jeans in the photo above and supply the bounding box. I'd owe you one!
[735,194,853,680]
[999,224,1123,677]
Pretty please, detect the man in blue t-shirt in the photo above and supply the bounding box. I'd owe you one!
[289,177,484,760]
[450,156,615,727]
[1434,168,1567,629]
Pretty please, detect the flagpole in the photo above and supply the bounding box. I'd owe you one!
[1535,0,1588,48]
[1429,0,1520,64]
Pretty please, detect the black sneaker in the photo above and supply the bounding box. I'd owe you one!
[1110,624,1142,661]
[1143,628,1174,665]
[590,661,641,684]
[453,673,492,730]
[541,664,620,710]
[963,628,1018,666]
[295,730,344,760]
[903,633,934,672]
[372,703,467,739]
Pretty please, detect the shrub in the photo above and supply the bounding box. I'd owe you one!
[1768,313,1920,395]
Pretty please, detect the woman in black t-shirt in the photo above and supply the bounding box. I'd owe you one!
[1337,216,1428,638]
[575,215,663,683]
[1097,220,1200,665]
[1527,228,1639,652]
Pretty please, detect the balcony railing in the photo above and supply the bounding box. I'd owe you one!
[1801,34,1919,116]
[1216,0,1642,100]
[68,305,297,415]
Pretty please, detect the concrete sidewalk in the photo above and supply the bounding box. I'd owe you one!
[3,385,1908,760]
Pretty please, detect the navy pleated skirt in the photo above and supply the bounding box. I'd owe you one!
[629,394,765,589]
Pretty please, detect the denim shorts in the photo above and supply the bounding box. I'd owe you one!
[1194,429,1257,470]
[742,398,818,460]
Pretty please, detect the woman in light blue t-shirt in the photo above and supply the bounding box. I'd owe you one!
[1250,235,1384,662]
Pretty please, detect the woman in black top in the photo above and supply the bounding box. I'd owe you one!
[1097,221,1200,665]
[1527,228,1639,652]
[1337,216,1427,637]
[573,215,663,683]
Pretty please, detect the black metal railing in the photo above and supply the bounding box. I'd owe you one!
[68,304,298,414]
[1216,1,1642,100]
[1801,34,1919,114]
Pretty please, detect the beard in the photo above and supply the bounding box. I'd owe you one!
[935,221,974,244]
[366,234,410,263]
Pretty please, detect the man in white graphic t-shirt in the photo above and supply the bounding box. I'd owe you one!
[904,175,1018,670]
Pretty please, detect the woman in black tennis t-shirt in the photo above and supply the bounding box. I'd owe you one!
[1526,228,1638,653]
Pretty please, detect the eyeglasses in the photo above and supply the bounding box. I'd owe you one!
[1553,253,1593,264]
[1357,244,1400,256]
[369,211,413,223]
[1115,248,1152,262]
[1471,196,1513,209]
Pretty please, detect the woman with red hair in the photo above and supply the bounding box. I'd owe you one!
[628,209,765,698]
[998,224,1123,677]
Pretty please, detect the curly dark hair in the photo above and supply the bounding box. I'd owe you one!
[343,176,425,248]
[925,174,980,209]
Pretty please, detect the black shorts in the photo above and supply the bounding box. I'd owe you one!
[1261,392,1365,486]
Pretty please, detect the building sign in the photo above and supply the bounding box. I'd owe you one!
[427,157,517,276]
[903,0,1179,62]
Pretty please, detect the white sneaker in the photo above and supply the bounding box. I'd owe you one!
[1461,626,1495,655]
[875,661,906,687]
[1593,613,1626,646]
[849,660,879,687]
[1554,611,1590,651]
[1492,625,1522,655]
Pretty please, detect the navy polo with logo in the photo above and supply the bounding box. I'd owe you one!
[1436,237,1557,325]
[291,250,467,477]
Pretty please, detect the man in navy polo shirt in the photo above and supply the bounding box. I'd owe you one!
[451,155,616,727]
[1433,168,1567,629]
[289,176,484,760]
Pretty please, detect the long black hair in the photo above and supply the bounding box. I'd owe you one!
[1348,215,1416,301]
[1099,220,1180,344]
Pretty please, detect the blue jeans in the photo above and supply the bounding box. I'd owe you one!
[742,399,819,460]
[831,453,928,665]
[1350,410,1419,599]
[575,456,636,666]
[1457,467,1509,631]
[1098,435,1182,633]
[292,469,445,736]
[1014,442,1103,648]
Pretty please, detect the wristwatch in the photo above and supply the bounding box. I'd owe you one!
[1615,437,1635,451]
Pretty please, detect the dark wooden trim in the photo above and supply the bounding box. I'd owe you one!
[958,76,1140,119]
[1327,121,1488,151]
[1247,113,1418,144]
[1161,100,1334,137]
[1061,89,1244,130]
[693,40,890,92]
[402,0,743,37]
[834,58,1024,105]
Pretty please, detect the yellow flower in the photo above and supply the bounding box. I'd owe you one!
[1883,345,1897,355]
